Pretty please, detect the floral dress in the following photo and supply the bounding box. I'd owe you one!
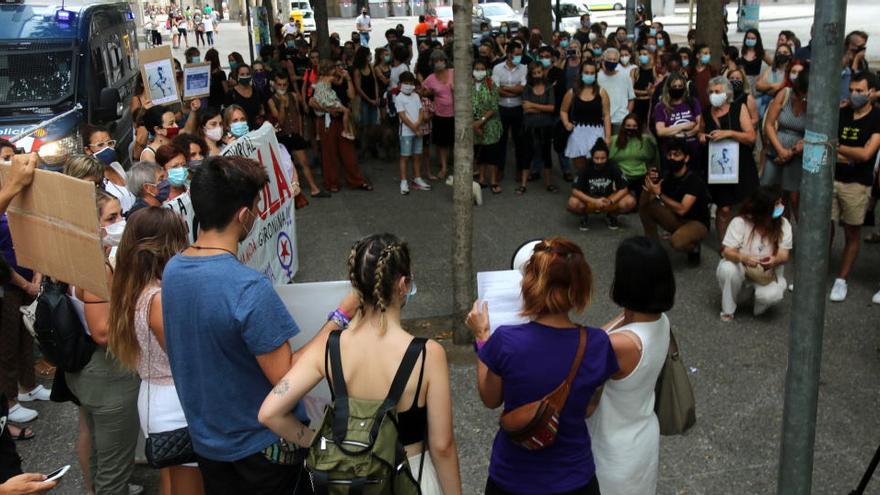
[472,80,502,146]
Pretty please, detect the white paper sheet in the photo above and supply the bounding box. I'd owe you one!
[477,270,528,334]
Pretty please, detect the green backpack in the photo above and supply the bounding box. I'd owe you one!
[306,330,427,495]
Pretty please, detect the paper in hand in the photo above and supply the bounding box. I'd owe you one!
[477,270,528,334]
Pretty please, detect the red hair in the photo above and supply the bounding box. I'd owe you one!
[520,237,593,319]
[783,59,806,89]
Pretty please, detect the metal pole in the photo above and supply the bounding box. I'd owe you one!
[625,0,634,38]
[245,0,255,64]
[777,0,847,493]
[687,0,695,31]
[554,0,560,32]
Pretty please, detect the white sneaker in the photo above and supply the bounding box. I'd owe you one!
[872,288,880,304]
[829,278,848,302]
[411,177,432,191]
[399,180,410,195]
[18,384,51,402]
[129,484,144,495]
[8,403,38,422]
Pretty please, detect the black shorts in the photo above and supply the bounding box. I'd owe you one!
[178,28,187,35]
[277,132,309,151]
[432,115,454,147]
[474,141,501,167]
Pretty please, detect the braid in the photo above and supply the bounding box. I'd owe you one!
[372,243,396,312]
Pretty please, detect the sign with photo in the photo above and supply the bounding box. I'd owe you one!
[139,46,179,106]
[183,63,211,100]
[708,139,739,184]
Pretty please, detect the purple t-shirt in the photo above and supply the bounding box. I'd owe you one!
[478,322,619,494]
[653,99,703,159]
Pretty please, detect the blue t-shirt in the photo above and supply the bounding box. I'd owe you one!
[162,253,305,462]
[478,322,619,494]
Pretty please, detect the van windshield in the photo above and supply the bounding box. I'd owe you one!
[0,41,75,110]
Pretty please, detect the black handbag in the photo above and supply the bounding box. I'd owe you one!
[33,278,95,372]
[143,317,196,468]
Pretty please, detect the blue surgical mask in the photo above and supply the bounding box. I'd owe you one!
[286,40,296,48]
[657,38,665,47]
[230,121,249,137]
[681,58,690,68]
[744,38,757,48]
[94,146,118,166]
[772,204,785,219]
[404,280,417,306]
[153,180,171,203]
[501,27,508,33]
[191,56,202,64]
[700,54,711,65]
[168,167,189,187]
[511,55,522,65]
[540,58,552,68]
[649,28,657,36]
[581,74,596,85]
[560,40,569,48]
[592,48,602,56]
[639,54,650,65]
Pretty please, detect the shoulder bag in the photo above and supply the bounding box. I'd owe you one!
[499,327,587,450]
[654,330,696,435]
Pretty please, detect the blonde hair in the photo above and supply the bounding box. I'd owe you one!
[64,155,104,180]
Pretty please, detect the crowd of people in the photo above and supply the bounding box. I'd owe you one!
[144,3,220,48]
[0,5,879,495]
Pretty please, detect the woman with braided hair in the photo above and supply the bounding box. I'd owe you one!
[260,233,462,495]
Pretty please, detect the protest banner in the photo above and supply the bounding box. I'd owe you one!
[165,123,298,282]
[0,159,109,299]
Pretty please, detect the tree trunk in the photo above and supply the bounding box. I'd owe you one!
[452,0,474,345]
[313,0,331,59]
[695,0,724,68]
[529,0,552,43]
[644,0,653,21]
[263,0,279,46]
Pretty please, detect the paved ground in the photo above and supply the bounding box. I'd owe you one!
[12,6,880,494]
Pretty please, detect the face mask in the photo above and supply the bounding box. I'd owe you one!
[592,48,603,57]
[102,219,126,248]
[400,83,415,94]
[647,44,657,53]
[581,74,596,85]
[789,72,800,82]
[639,54,650,65]
[625,127,639,136]
[168,167,189,187]
[850,92,870,109]
[620,55,631,66]
[730,79,744,96]
[589,33,597,42]
[501,27,508,33]
[383,54,391,63]
[230,61,239,70]
[94,146,118,166]
[239,76,252,86]
[205,126,223,142]
[560,40,569,48]
[253,72,268,88]
[657,39,665,47]
[473,70,487,81]
[434,62,446,71]
[230,121,250,137]
[540,58,552,68]
[286,40,295,48]
[668,157,686,171]
[709,92,727,108]
[153,180,171,203]
[772,204,785,219]
[403,280,417,307]
[190,56,201,64]
[649,28,657,36]
[669,87,685,99]
[164,126,180,139]
[745,38,757,48]
[681,58,690,68]
[581,20,591,29]
[700,54,711,65]
[511,55,522,65]
[775,53,790,65]
[604,60,618,72]
[186,159,203,172]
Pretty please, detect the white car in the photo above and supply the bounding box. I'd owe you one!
[290,8,317,32]
[290,0,311,11]
[580,0,623,11]
[521,1,590,34]
[475,2,521,31]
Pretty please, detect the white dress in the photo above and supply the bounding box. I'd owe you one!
[587,314,670,495]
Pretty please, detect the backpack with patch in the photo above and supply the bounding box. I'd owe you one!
[306,330,426,494]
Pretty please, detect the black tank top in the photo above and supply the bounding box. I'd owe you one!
[739,55,763,77]
[635,68,654,92]
[396,348,427,446]
[359,67,377,100]
[570,90,604,127]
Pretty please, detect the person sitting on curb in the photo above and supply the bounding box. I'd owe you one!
[639,140,710,266]
[567,138,636,231]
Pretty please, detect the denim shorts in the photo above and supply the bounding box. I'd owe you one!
[399,134,423,157]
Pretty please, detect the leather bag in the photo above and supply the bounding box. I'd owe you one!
[654,331,696,435]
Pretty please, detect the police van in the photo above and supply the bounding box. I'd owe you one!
[0,0,139,167]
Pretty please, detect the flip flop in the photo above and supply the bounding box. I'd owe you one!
[10,425,35,441]
[546,184,559,193]
[515,186,527,195]
[358,182,373,191]
[491,184,502,194]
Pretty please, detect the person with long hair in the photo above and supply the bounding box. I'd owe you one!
[738,29,772,89]
[140,105,180,162]
[632,47,655,125]
[561,60,611,165]
[259,234,462,494]
[717,186,792,321]
[465,237,618,495]
[197,106,225,156]
[690,44,717,111]
[654,71,702,167]
[224,64,264,130]
[755,44,793,116]
[352,46,381,155]
[726,67,760,129]
[610,112,659,202]
[203,49,227,108]
[154,143,189,201]
[107,207,204,495]
[588,236,674,495]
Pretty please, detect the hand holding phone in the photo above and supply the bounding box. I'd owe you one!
[44,465,70,483]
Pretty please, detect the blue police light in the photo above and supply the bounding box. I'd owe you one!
[55,8,75,23]
[126,11,135,20]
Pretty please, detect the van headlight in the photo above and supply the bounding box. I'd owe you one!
[37,133,81,165]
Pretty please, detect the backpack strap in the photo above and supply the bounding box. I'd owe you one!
[368,338,427,443]
[326,330,351,443]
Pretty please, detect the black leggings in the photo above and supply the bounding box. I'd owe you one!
[485,475,600,495]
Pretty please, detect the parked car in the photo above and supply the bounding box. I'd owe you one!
[521,1,590,34]
[580,0,623,11]
[293,9,317,32]
[475,2,521,31]
[290,0,312,11]
[435,5,493,42]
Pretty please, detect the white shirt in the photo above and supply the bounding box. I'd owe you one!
[282,22,298,35]
[203,16,214,31]
[492,61,527,108]
[394,92,422,137]
[103,162,136,213]
[356,14,371,32]
[598,68,636,125]
[723,216,793,276]
[389,63,410,89]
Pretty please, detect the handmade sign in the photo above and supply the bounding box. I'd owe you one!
[708,139,739,184]
[183,63,211,100]
[140,45,179,106]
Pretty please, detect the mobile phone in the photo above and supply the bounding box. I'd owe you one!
[566,49,576,57]
[44,465,70,483]
[649,167,660,184]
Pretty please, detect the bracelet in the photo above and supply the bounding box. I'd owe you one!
[327,308,351,329]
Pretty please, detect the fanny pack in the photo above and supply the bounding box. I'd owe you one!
[499,327,587,450]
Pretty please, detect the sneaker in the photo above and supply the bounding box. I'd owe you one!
[399,180,410,195]
[7,403,38,423]
[605,214,620,230]
[687,245,701,267]
[129,484,144,495]
[829,278,848,302]
[411,177,432,191]
[17,385,51,402]
[872,288,880,304]
[578,217,590,231]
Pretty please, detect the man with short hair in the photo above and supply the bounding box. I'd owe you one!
[639,140,710,265]
[573,13,592,47]
[355,7,371,47]
[125,161,166,217]
[598,47,635,133]
[493,42,528,189]
[829,72,880,302]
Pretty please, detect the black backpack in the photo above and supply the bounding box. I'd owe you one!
[33,279,95,373]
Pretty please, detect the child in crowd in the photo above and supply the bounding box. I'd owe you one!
[313,60,355,140]
[393,72,432,195]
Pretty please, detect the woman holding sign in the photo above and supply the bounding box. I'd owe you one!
[700,76,758,243]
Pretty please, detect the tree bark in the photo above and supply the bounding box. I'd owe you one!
[263,0,279,46]
[313,0,331,59]
[695,0,724,68]
[529,0,552,43]
[452,0,474,345]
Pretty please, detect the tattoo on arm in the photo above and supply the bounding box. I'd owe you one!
[272,379,290,396]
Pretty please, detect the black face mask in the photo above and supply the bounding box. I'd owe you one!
[668,158,687,171]
[730,79,745,97]
[669,87,686,99]
[625,127,639,136]
[775,53,790,66]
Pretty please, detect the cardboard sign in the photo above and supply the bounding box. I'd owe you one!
[0,161,109,299]
[163,192,197,244]
[183,63,211,100]
[139,46,180,106]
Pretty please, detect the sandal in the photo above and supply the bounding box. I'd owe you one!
[546,184,559,193]
[9,425,34,441]
[720,313,734,322]
[358,182,374,191]
[491,184,502,194]
[515,186,527,195]
[310,190,331,198]
[34,358,56,379]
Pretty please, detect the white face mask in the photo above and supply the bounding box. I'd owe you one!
[473,70,487,81]
[620,55,631,65]
[102,219,126,247]
[400,83,415,95]
[204,126,223,142]
[709,92,728,108]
